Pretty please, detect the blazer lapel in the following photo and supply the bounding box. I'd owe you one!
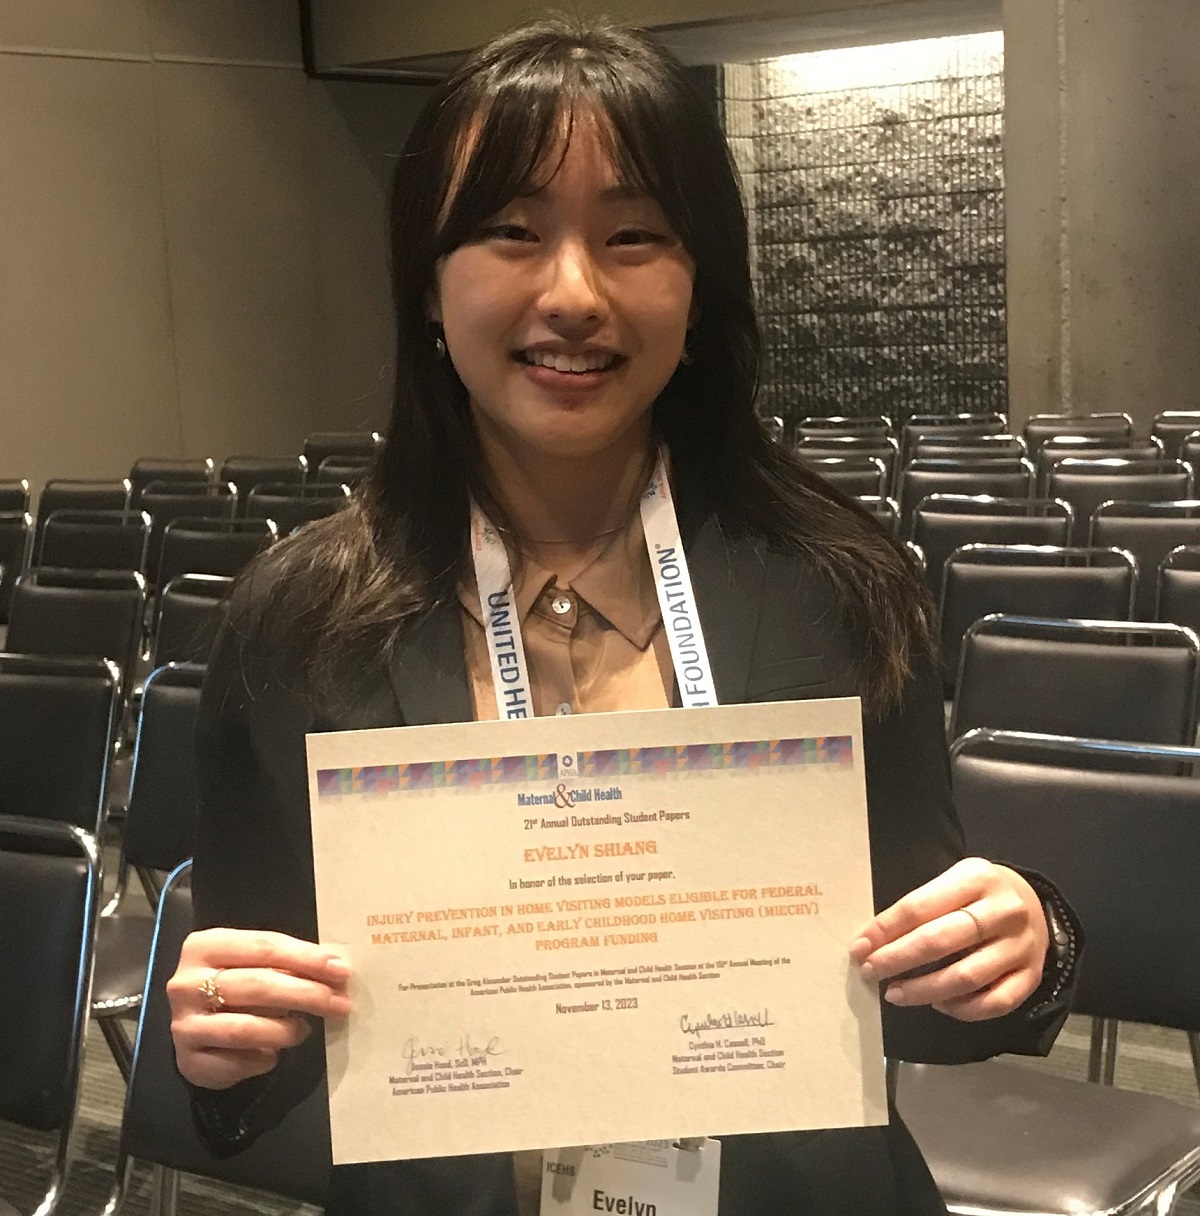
[388,599,474,726]
[679,508,767,708]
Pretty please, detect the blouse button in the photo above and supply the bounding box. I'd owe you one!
[555,702,572,716]
[551,594,573,616]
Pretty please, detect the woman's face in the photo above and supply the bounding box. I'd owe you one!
[430,114,696,467]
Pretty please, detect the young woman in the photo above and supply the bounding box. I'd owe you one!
[168,16,1078,1215]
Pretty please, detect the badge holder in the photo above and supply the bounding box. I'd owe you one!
[541,1138,721,1216]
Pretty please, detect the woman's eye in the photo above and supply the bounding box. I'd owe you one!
[609,228,664,247]
[480,223,534,242]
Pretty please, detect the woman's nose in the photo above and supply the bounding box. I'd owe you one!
[538,240,606,330]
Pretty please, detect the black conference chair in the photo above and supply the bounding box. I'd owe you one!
[1158,545,1200,637]
[911,495,1073,601]
[0,511,32,623]
[0,653,119,835]
[950,615,1200,750]
[156,516,275,591]
[1089,500,1200,620]
[246,481,351,534]
[92,663,205,1078]
[35,477,131,537]
[6,568,146,700]
[795,454,887,497]
[1181,432,1200,476]
[302,429,382,471]
[898,458,1033,536]
[128,458,214,508]
[900,412,1007,463]
[0,816,101,1216]
[857,496,900,536]
[1036,436,1164,490]
[0,479,30,514]
[910,434,1026,461]
[316,454,373,487]
[152,573,233,668]
[795,434,900,491]
[37,509,151,574]
[1152,412,1200,461]
[100,861,331,1216]
[795,414,892,441]
[898,730,1200,1216]
[1047,459,1194,543]
[219,455,308,512]
[140,482,237,583]
[938,546,1135,691]
[1023,411,1135,453]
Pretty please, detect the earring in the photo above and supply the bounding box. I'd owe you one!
[429,322,447,360]
[680,328,695,366]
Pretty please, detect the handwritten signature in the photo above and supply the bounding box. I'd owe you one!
[401,1033,504,1073]
[679,1009,774,1036]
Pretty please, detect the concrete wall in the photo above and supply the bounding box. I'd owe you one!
[1003,0,1200,433]
[0,1,431,495]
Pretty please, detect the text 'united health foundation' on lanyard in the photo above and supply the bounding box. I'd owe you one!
[468,448,717,721]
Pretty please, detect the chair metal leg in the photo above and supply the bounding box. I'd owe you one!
[1189,1031,1200,1097]
[1087,1017,1120,1084]
[149,1166,179,1216]
[97,1013,135,1080]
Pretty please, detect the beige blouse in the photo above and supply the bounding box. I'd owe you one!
[458,514,672,1215]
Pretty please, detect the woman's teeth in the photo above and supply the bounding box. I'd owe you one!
[521,351,618,373]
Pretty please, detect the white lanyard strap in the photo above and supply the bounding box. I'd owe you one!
[469,447,717,718]
[639,451,717,708]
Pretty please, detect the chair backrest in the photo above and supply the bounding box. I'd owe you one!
[951,615,1200,747]
[939,547,1136,688]
[141,482,238,580]
[0,815,100,1216]
[794,435,899,487]
[108,862,331,1209]
[795,455,887,497]
[1036,436,1164,490]
[129,458,213,507]
[857,495,900,535]
[1158,545,1200,634]
[912,495,1073,601]
[1046,459,1194,543]
[1183,432,1200,475]
[1023,412,1134,453]
[7,568,146,687]
[0,478,31,514]
[0,654,119,832]
[124,665,205,873]
[302,430,382,470]
[900,412,1007,462]
[1089,501,1200,620]
[0,510,32,623]
[315,454,373,486]
[157,516,275,590]
[899,459,1034,536]
[38,509,151,573]
[951,731,1200,1027]
[1152,412,1200,461]
[796,414,893,441]
[153,573,233,667]
[245,482,351,534]
[910,434,1026,461]
[219,455,308,512]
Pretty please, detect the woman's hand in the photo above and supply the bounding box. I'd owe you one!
[168,928,352,1090]
[849,857,1049,1022]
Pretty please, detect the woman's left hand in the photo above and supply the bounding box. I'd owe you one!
[849,857,1049,1022]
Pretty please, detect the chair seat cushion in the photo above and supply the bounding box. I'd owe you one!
[92,914,155,1013]
[898,1060,1200,1213]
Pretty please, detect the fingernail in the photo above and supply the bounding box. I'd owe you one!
[849,937,872,961]
[330,995,352,1018]
[299,1020,314,1041]
[326,956,351,978]
[884,984,908,1005]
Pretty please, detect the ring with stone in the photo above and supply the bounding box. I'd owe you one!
[198,969,228,1013]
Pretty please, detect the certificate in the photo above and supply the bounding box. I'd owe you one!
[307,698,886,1165]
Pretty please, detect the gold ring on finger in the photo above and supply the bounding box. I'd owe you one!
[961,907,985,944]
[198,969,227,1014]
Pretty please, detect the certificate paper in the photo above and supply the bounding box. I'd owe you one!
[307,698,886,1165]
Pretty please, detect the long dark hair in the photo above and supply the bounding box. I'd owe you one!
[254,14,933,712]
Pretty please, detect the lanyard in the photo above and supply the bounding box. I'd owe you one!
[468,448,717,720]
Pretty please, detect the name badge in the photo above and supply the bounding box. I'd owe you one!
[541,1139,721,1216]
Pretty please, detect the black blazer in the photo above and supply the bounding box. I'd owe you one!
[191,503,1076,1216]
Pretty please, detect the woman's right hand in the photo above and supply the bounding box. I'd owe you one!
[168,927,352,1090]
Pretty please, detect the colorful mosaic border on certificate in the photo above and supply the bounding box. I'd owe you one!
[316,735,852,797]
